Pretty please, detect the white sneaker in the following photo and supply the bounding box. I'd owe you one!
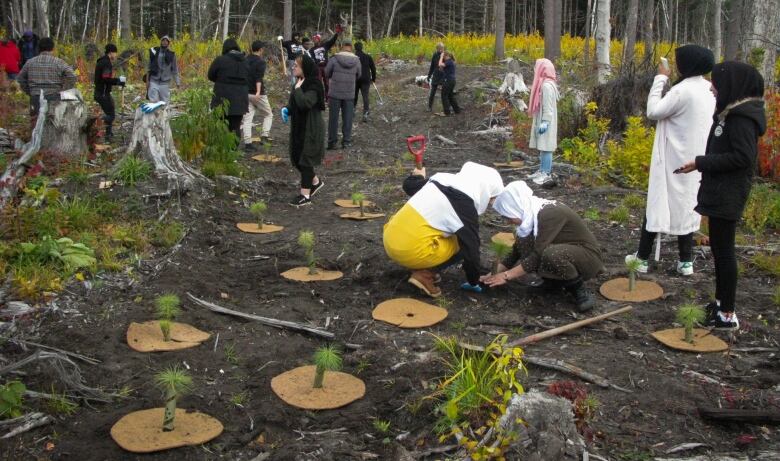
[527,171,544,180]
[532,173,551,185]
[624,253,649,273]
[676,261,694,276]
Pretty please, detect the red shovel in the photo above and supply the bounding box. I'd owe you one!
[406,135,426,168]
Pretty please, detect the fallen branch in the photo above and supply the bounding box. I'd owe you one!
[1,412,54,439]
[1,337,100,365]
[187,293,360,349]
[682,370,728,387]
[434,134,457,145]
[411,444,459,459]
[698,407,780,425]
[524,355,632,393]
[508,306,633,348]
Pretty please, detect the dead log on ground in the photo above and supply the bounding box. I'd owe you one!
[0,93,46,209]
[524,355,632,393]
[698,407,780,425]
[0,412,54,439]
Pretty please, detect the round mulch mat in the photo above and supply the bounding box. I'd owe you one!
[281,267,344,282]
[651,328,729,353]
[271,365,365,410]
[372,298,448,328]
[491,232,516,246]
[599,277,663,302]
[110,408,223,453]
[235,223,284,234]
[126,321,210,352]
[334,199,375,208]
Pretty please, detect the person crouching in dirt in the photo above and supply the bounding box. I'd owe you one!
[526,58,559,186]
[480,181,603,312]
[94,44,126,142]
[281,54,326,208]
[383,162,504,298]
[437,51,461,116]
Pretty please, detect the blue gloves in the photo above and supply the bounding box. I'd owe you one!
[141,101,166,114]
[460,282,483,293]
[281,107,289,123]
[538,121,549,135]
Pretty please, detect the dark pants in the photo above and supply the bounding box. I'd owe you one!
[355,81,370,114]
[95,93,116,135]
[225,114,242,140]
[708,217,738,311]
[511,236,602,281]
[328,98,354,145]
[637,217,694,262]
[441,80,460,115]
[318,65,329,101]
[291,149,316,189]
[428,81,440,109]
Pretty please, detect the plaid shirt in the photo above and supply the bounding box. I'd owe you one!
[17,52,77,97]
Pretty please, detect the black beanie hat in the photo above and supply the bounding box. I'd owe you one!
[674,44,715,83]
[105,43,118,54]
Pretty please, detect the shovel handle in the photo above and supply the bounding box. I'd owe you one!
[406,135,426,168]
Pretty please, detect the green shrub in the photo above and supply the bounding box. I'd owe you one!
[150,221,185,248]
[0,380,26,419]
[584,208,600,220]
[751,253,780,276]
[608,206,630,224]
[743,184,780,235]
[622,194,646,210]
[560,102,610,174]
[113,155,153,186]
[607,117,655,189]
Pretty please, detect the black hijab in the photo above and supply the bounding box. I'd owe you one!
[674,44,714,84]
[711,61,765,113]
[298,54,326,110]
[222,38,241,55]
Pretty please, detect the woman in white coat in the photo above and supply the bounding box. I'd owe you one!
[527,58,559,186]
[626,45,715,276]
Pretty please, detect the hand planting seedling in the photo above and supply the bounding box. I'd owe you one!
[313,344,343,388]
[676,304,706,344]
[155,365,193,431]
[249,201,267,230]
[156,294,181,342]
[351,192,366,217]
[490,240,512,275]
[298,230,317,275]
[625,257,643,292]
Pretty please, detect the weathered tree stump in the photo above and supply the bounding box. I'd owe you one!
[126,107,207,192]
[39,99,91,158]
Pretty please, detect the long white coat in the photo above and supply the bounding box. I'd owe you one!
[645,74,715,235]
[529,81,559,152]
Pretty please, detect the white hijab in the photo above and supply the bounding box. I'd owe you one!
[493,181,556,238]
[430,162,504,215]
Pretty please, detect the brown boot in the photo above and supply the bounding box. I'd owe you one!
[408,270,442,298]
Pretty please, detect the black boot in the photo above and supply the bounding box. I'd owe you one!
[104,124,113,143]
[563,277,595,312]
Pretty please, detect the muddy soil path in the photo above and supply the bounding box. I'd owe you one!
[1,64,779,461]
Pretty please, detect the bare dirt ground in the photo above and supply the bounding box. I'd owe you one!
[1,64,778,461]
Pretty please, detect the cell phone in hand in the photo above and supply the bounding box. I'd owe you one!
[660,57,670,72]
[673,166,684,174]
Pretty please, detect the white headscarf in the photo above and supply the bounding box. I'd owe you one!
[493,181,556,238]
[430,162,504,215]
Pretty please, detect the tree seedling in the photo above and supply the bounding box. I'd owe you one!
[676,304,706,343]
[312,344,342,389]
[504,140,515,163]
[351,192,366,217]
[625,258,642,292]
[298,230,317,275]
[154,365,193,432]
[490,241,512,275]
[156,294,181,342]
[249,201,268,229]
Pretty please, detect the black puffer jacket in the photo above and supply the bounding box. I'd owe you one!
[695,99,766,220]
[208,41,249,116]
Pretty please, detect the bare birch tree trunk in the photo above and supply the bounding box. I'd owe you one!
[81,0,91,41]
[366,0,372,40]
[724,0,744,60]
[712,0,722,61]
[642,0,654,60]
[35,0,49,36]
[460,0,465,33]
[386,0,400,37]
[543,0,561,61]
[622,0,638,71]
[583,0,592,62]
[419,0,423,36]
[595,0,611,84]
[120,0,131,40]
[745,0,780,86]
[495,0,505,59]
[221,0,229,41]
[283,0,292,40]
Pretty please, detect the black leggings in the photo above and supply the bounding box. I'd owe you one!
[225,114,242,140]
[637,217,694,262]
[708,216,738,312]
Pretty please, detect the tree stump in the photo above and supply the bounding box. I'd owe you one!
[126,107,206,191]
[39,99,91,158]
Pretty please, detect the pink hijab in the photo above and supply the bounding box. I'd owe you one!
[528,58,557,115]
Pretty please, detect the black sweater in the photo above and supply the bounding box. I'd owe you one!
[94,55,122,97]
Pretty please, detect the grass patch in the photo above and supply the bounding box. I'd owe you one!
[751,253,780,276]
[112,155,153,186]
[150,221,185,248]
[583,208,600,221]
[622,194,646,210]
[608,206,630,224]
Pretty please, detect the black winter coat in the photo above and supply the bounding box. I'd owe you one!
[428,51,443,83]
[356,50,376,83]
[94,55,122,97]
[245,54,266,95]
[208,51,249,116]
[695,98,767,221]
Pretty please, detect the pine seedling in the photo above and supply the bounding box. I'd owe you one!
[490,241,512,275]
[298,230,317,275]
[249,201,268,229]
[154,365,193,431]
[676,304,706,343]
[156,294,181,341]
[625,258,642,292]
[504,140,515,163]
[352,192,366,217]
[312,344,342,388]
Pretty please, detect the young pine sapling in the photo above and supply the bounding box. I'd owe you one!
[154,365,193,431]
[249,201,268,229]
[676,304,706,343]
[312,344,342,388]
[625,258,643,292]
[156,294,181,342]
[351,192,366,217]
[490,241,512,275]
[504,140,515,164]
[298,231,317,275]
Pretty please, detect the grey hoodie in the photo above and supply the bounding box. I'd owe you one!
[325,51,361,100]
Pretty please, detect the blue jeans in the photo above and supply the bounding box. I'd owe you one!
[540,151,553,174]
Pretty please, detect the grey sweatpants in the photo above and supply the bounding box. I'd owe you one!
[328,98,354,145]
[148,81,171,103]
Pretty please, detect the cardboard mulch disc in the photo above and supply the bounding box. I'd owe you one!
[236,223,284,234]
[599,277,664,302]
[110,408,223,453]
[491,232,516,246]
[493,161,524,168]
[651,328,729,353]
[334,199,375,208]
[127,321,210,352]
[339,211,386,220]
[251,154,282,163]
[281,267,343,282]
[271,365,365,410]
[372,298,448,328]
